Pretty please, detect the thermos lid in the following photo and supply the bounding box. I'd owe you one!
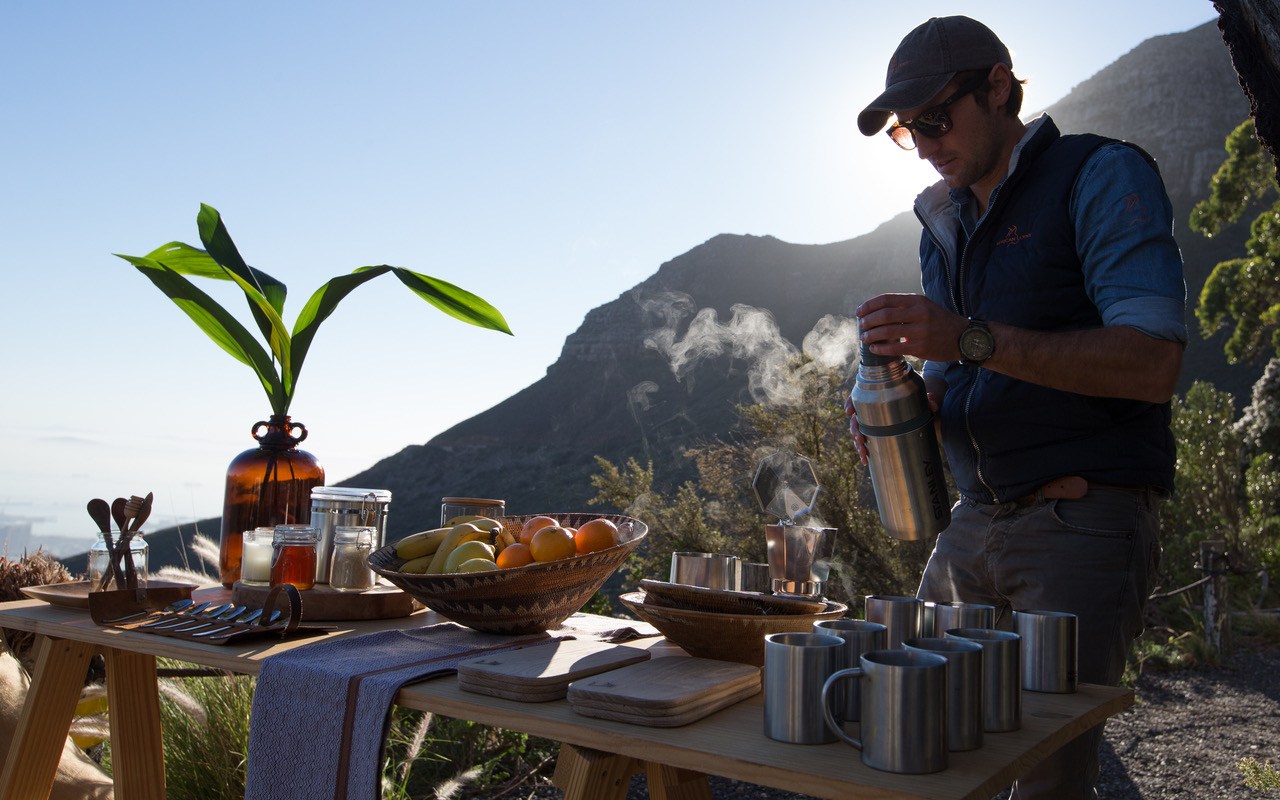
[859,341,897,366]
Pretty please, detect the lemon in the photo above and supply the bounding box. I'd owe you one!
[456,557,500,573]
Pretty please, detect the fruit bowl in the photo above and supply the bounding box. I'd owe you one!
[618,591,848,666]
[369,513,646,635]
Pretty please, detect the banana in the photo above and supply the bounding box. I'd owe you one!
[397,554,437,574]
[426,523,491,574]
[393,527,453,560]
[495,528,517,551]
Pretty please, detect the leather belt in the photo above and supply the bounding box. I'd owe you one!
[1011,476,1161,507]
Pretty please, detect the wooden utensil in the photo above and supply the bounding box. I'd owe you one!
[567,657,761,727]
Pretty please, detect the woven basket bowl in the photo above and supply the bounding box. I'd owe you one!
[618,591,848,666]
[370,513,646,635]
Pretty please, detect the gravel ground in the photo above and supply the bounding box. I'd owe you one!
[473,643,1280,800]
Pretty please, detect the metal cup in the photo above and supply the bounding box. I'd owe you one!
[864,595,923,649]
[931,601,996,637]
[814,619,887,721]
[822,649,948,774]
[904,636,984,751]
[740,561,771,593]
[765,524,835,597]
[763,632,844,744]
[669,552,741,590]
[1014,609,1078,693]
[945,628,1022,732]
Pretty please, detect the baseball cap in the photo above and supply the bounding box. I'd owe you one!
[858,16,1012,136]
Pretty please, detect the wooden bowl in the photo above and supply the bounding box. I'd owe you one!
[369,513,646,635]
[618,591,848,666]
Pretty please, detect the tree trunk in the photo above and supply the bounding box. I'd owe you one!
[1214,1,1280,176]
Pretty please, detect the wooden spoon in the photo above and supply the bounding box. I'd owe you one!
[86,499,112,535]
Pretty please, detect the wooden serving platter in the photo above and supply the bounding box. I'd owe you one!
[638,579,827,615]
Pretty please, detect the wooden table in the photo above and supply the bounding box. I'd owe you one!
[0,594,1132,800]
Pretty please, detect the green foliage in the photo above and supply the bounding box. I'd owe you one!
[116,204,512,415]
[1238,757,1280,791]
[590,360,933,606]
[1190,120,1280,365]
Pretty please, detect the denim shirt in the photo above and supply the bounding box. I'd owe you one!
[920,116,1187,384]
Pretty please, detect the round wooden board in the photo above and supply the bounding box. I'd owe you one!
[231,581,420,621]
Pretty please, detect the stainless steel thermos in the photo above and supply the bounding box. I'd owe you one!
[850,344,950,540]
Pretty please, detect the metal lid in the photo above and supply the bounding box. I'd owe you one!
[311,486,392,502]
[751,451,820,522]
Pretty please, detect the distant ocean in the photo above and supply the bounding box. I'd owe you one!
[1,502,213,562]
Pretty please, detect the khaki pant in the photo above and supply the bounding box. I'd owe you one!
[918,488,1162,800]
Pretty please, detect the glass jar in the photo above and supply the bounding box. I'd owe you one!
[88,532,148,591]
[328,526,376,592]
[240,527,276,586]
[219,415,325,588]
[270,524,318,591]
[440,497,505,527]
[310,487,391,584]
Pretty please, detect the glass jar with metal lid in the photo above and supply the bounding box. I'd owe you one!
[310,487,391,584]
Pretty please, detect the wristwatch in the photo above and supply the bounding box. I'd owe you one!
[958,318,995,366]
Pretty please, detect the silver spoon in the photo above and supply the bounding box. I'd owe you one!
[170,604,239,633]
[192,608,263,638]
[145,601,216,629]
[176,604,249,633]
[206,608,285,640]
[103,598,193,624]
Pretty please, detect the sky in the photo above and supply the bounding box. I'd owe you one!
[0,1,1220,552]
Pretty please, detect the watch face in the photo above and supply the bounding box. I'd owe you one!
[960,325,995,362]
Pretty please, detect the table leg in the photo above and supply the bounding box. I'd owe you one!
[644,762,712,800]
[104,648,166,799]
[552,743,636,800]
[0,635,96,800]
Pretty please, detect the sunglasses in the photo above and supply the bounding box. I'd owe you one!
[886,73,990,151]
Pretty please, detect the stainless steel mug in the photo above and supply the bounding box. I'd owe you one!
[932,601,996,637]
[740,561,771,594]
[864,595,923,649]
[814,619,887,721]
[763,632,844,744]
[946,628,1022,732]
[821,649,948,774]
[764,524,835,597]
[1014,609,1078,693]
[669,552,741,590]
[904,636,985,751]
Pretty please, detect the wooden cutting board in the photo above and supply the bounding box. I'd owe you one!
[567,656,761,727]
[456,639,652,701]
[230,582,418,621]
[567,657,760,711]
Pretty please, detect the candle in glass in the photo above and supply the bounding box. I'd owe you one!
[240,527,275,586]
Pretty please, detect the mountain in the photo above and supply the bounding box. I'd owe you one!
[112,21,1262,574]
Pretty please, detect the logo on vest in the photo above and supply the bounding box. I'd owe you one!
[996,225,1032,246]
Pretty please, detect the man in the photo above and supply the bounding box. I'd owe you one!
[849,16,1185,799]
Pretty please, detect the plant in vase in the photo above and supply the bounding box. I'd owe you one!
[116,204,512,586]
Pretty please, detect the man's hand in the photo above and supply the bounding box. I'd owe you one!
[846,383,943,466]
[855,293,967,362]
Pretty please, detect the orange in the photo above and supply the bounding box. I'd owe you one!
[529,526,576,562]
[574,518,618,554]
[519,515,559,545]
[496,542,534,569]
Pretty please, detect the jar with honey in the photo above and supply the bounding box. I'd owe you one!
[270,524,318,591]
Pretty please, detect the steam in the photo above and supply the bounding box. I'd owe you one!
[638,290,860,407]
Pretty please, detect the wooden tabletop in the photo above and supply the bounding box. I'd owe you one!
[0,594,1133,800]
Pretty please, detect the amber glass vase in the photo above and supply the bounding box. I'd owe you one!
[219,415,325,587]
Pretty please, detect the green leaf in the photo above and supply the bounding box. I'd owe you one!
[289,266,394,396]
[372,266,513,335]
[196,204,288,345]
[115,254,287,412]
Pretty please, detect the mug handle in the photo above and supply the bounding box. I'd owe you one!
[822,667,864,749]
